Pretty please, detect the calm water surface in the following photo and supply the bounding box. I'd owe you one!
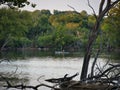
[0,50,119,90]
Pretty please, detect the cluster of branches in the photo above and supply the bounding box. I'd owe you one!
[1,63,120,90]
[87,63,120,89]
[80,0,120,87]
[2,79,60,90]
[1,73,79,90]
[0,58,59,90]
[0,0,36,9]
[80,0,120,81]
[1,60,120,90]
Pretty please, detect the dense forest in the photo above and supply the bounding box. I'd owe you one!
[0,3,120,52]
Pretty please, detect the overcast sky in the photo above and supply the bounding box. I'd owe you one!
[21,0,100,14]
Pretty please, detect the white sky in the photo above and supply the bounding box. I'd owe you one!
[21,0,100,14]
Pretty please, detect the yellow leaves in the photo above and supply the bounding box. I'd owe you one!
[66,23,79,29]
[109,2,120,16]
[51,22,59,27]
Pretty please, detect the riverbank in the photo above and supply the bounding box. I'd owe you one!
[0,48,120,60]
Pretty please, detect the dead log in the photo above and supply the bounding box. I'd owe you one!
[45,73,79,83]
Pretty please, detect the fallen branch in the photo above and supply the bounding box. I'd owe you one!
[4,83,60,90]
[45,73,79,83]
[1,74,60,90]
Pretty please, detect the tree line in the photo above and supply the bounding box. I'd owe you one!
[0,6,119,51]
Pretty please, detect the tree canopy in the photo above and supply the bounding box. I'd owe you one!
[0,7,119,51]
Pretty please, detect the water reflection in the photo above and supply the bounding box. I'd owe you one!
[0,49,85,60]
[0,50,119,90]
[0,49,119,60]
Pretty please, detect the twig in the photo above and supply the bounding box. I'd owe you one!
[88,64,120,80]
[87,0,97,19]
[3,81,60,90]
[67,5,79,14]
[37,75,45,83]
[0,58,10,63]
[91,49,100,77]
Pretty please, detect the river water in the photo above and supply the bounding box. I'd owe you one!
[0,50,119,90]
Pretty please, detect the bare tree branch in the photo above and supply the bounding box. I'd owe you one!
[3,81,60,90]
[99,0,105,14]
[98,0,120,21]
[87,0,97,19]
[67,4,79,14]
[91,49,100,77]
[81,0,120,80]
[0,58,10,63]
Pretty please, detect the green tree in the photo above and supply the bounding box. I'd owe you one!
[27,10,52,48]
[52,25,78,50]
[101,2,120,49]
[49,10,90,50]
[0,8,32,50]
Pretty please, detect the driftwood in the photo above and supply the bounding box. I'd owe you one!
[44,64,120,90]
[0,74,60,90]
[1,73,79,90]
[3,83,60,90]
[2,52,119,90]
[45,73,79,83]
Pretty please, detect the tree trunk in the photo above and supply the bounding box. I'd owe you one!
[80,23,99,80]
[80,0,120,80]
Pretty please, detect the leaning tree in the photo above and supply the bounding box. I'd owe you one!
[80,0,120,80]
